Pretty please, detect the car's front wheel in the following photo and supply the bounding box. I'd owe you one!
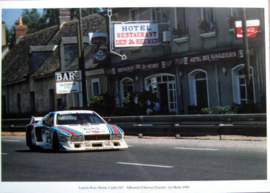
[52,132,60,152]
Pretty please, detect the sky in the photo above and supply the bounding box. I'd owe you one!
[2,9,43,29]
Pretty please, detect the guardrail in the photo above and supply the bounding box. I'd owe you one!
[103,114,267,137]
[1,114,267,137]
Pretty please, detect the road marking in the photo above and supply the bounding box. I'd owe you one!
[2,140,22,142]
[116,162,173,168]
[174,147,219,151]
[2,153,8,155]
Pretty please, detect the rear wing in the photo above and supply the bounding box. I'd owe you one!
[29,116,43,124]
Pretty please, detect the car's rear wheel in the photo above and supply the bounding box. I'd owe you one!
[26,126,39,151]
[52,132,60,152]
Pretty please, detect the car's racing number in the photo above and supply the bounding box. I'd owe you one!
[42,128,52,144]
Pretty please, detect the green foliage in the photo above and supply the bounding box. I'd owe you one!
[123,93,132,107]
[201,106,238,114]
[198,20,211,33]
[88,94,104,107]
[227,15,241,28]
[19,9,43,34]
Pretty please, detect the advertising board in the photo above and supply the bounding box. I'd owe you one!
[114,23,159,47]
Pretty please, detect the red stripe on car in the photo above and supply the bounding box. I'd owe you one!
[110,124,120,134]
[56,126,78,135]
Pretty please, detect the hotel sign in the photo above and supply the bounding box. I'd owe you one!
[107,60,172,75]
[114,23,159,47]
[174,49,247,65]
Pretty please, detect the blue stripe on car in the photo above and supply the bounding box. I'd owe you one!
[106,124,114,134]
[115,125,124,133]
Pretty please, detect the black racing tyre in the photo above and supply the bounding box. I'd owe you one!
[26,126,39,151]
[52,132,60,152]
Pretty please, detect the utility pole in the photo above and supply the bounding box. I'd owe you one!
[242,8,253,104]
[77,8,88,109]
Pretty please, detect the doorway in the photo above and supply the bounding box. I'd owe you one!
[145,74,176,113]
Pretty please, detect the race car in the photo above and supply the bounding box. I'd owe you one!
[26,110,128,152]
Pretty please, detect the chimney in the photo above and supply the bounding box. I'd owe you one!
[2,22,7,47]
[14,17,28,41]
[59,8,71,28]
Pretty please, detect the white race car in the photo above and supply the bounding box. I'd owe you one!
[26,110,128,152]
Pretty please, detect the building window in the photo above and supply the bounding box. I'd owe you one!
[2,95,7,117]
[228,8,242,28]
[73,93,83,108]
[151,8,162,22]
[145,73,176,113]
[30,92,35,113]
[129,8,139,21]
[91,78,100,96]
[63,43,89,68]
[232,64,255,104]
[189,69,209,108]
[199,8,216,33]
[120,77,134,107]
[49,89,55,111]
[17,93,21,113]
[30,52,52,75]
[173,8,188,37]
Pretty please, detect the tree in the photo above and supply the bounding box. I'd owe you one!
[7,8,104,48]
[70,8,102,19]
[17,9,43,34]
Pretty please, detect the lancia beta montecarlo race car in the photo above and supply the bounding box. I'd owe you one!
[26,110,128,152]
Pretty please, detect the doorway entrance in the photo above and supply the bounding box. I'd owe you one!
[145,74,176,113]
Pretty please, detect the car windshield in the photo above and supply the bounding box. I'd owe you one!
[57,113,105,125]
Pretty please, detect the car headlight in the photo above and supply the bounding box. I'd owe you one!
[111,134,122,140]
[71,135,83,142]
[59,134,70,142]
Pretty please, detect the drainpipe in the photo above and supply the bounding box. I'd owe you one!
[242,8,253,104]
[77,8,88,109]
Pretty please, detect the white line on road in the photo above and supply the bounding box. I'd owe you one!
[2,140,22,142]
[2,153,8,155]
[116,162,173,168]
[174,147,219,151]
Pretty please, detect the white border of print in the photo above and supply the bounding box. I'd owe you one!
[0,0,269,193]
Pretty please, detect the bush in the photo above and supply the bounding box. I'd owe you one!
[201,106,238,114]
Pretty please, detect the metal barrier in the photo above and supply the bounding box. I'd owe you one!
[1,114,267,137]
[103,114,267,137]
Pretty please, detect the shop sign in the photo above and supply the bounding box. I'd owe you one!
[107,60,172,74]
[55,71,82,81]
[174,49,246,65]
[55,71,82,94]
[88,32,107,45]
[93,49,107,62]
[114,23,159,47]
[235,20,260,39]
[56,81,81,94]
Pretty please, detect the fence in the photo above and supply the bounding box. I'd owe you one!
[103,114,266,137]
[1,114,267,137]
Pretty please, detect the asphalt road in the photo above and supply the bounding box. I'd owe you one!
[1,135,267,181]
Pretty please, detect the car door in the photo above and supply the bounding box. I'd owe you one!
[42,113,55,148]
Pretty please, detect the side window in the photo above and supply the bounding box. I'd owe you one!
[174,8,188,37]
[44,114,54,126]
[91,78,100,96]
[200,8,216,33]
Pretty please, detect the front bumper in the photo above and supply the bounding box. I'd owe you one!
[59,139,128,151]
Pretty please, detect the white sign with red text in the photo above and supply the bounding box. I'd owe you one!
[235,20,260,39]
[114,23,159,47]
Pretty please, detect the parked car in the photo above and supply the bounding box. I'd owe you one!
[26,110,128,152]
